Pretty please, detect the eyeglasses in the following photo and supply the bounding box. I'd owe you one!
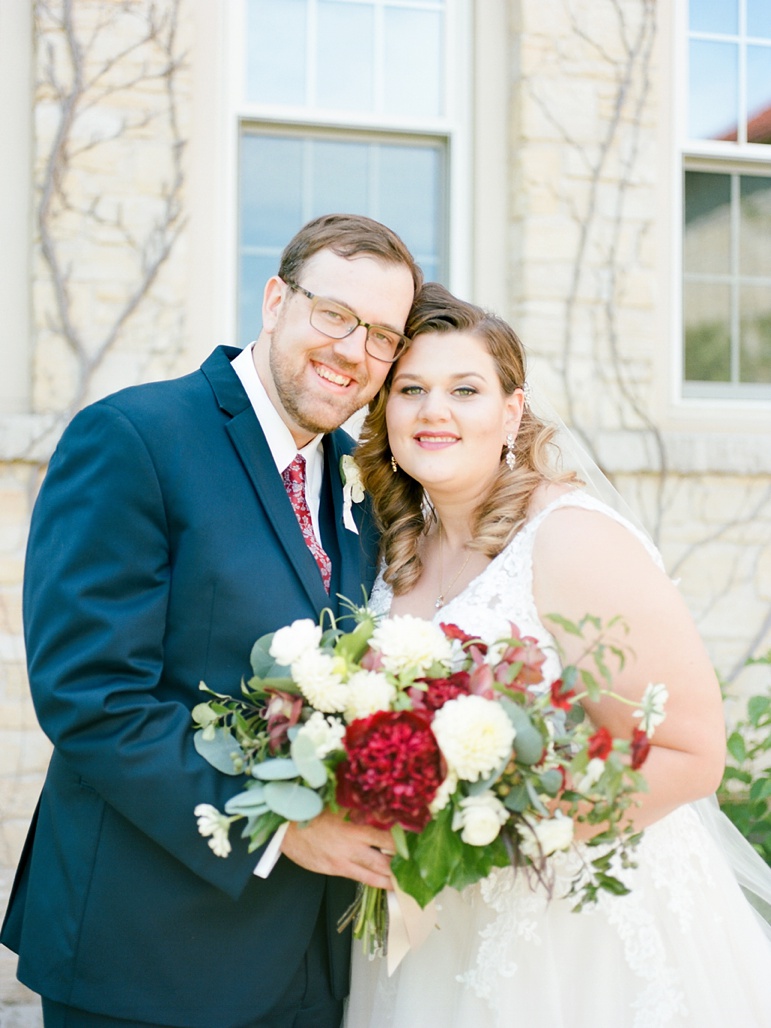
[283,279,408,363]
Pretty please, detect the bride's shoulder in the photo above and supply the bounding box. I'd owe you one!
[530,488,663,582]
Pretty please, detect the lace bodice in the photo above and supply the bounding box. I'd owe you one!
[369,491,663,686]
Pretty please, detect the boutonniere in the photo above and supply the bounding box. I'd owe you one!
[340,454,365,534]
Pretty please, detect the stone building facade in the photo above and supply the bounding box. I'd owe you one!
[1,1,769,1023]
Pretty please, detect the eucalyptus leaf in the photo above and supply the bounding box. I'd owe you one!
[250,633,291,680]
[539,769,563,796]
[499,698,543,765]
[193,727,245,776]
[253,757,299,781]
[263,781,323,821]
[504,783,530,812]
[225,784,267,816]
[290,734,328,789]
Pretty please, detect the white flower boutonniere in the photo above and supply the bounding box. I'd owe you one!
[340,454,365,534]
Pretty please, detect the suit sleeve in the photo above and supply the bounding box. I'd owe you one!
[23,400,260,899]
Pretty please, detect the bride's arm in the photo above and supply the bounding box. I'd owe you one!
[531,506,726,832]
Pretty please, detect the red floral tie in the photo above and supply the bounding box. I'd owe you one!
[282,454,332,593]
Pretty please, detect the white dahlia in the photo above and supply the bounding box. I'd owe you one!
[295,710,346,759]
[344,670,397,723]
[432,694,515,782]
[291,649,348,713]
[370,615,453,677]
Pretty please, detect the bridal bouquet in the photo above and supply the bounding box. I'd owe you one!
[192,604,666,957]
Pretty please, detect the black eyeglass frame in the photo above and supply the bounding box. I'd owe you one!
[283,279,409,363]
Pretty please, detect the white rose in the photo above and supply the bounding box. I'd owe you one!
[429,769,459,814]
[370,615,453,677]
[295,710,346,758]
[269,619,322,667]
[452,791,508,846]
[344,670,396,723]
[518,813,574,861]
[432,694,515,782]
[291,649,348,713]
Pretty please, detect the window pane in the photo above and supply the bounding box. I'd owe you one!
[747,46,771,144]
[377,144,444,270]
[246,0,307,105]
[310,139,370,213]
[684,281,732,381]
[739,175,771,276]
[237,132,447,344]
[740,285,771,382]
[689,0,738,35]
[317,2,374,111]
[239,253,276,346]
[689,40,738,140]
[748,0,771,39]
[384,8,443,117]
[240,135,304,249]
[684,172,731,275]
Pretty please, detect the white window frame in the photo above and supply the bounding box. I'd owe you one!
[674,0,771,406]
[221,0,472,347]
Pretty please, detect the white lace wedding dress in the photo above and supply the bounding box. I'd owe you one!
[345,493,771,1028]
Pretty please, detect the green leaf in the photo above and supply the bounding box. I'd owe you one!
[499,698,544,765]
[546,613,583,637]
[334,616,376,664]
[246,811,286,852]
[726,731,747,764]
[263,781,323,821]
[749,777,771,802]
[193,727,245,775]
[191,702,219,728]
[290,734,328,789]
[225,784,267,816]
[253,757,299,780]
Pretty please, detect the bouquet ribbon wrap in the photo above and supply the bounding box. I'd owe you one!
[387,876,437,975]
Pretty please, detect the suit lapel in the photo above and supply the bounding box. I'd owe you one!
[203,347,330,613]
[322,433,372,617]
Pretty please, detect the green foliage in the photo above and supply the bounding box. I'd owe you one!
[717,651,771,866]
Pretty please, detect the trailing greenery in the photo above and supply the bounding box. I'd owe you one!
[717,650,771,867]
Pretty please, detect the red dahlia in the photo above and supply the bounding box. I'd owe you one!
[336,710,444,832]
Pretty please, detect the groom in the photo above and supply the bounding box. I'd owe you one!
[1,214,421,1027]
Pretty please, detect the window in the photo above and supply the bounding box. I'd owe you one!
[682,0,771,399]
[232,0,466,347]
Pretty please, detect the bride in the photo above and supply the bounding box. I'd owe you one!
[345,283,771,1027]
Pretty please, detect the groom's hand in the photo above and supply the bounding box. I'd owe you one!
[280,809,394,889]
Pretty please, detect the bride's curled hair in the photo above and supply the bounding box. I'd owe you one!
[356,283,576,595]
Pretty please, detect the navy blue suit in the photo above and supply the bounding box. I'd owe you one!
[1,347,378,1027]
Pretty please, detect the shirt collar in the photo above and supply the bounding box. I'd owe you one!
[232,343,324,476]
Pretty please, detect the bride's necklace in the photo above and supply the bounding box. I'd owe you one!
[435,527,472,609]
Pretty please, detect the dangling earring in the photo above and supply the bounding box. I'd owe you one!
[390,455,398,474]
[505,433,516,471]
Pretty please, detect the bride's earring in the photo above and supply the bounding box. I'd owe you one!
[505,433,516,471]
[390,455,398,474]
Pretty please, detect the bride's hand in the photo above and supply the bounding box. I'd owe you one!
[280,809,394,889]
